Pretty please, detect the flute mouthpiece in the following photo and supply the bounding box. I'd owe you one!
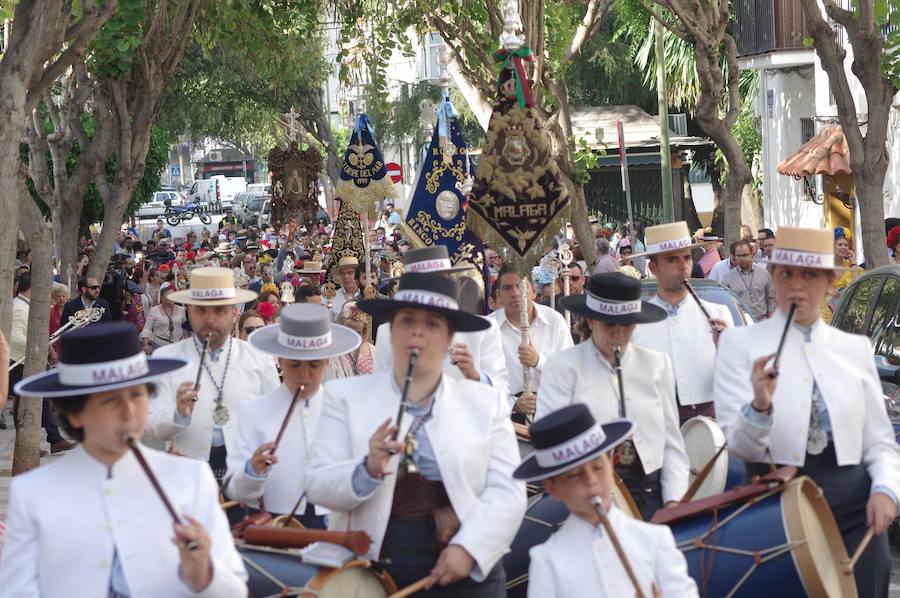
[590,496,604,509]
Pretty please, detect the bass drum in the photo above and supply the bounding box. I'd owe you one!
[503,493,569,598]
[680,416,743,499]
[664,477,856,598]
[239,545,397,598]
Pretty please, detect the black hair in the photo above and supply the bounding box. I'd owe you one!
[78,276,89,291]
[496,264,532,288]
[52,382,157,443]
[17,270,32,293]
[296,284,322,301]
[730,239,752,255]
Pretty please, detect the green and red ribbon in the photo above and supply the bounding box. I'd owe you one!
[493,46,534,108]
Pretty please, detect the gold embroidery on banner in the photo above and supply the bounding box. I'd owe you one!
[413,211,466,243]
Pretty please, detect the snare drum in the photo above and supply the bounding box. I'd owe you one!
[239,545,397,598]
[664,477,857,598]
[680,416,743,499]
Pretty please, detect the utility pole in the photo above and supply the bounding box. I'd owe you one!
[654,12,674,222]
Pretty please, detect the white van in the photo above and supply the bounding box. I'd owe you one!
[185,179,220,210]
[210,175,247,210]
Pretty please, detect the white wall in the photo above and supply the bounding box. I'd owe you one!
[758,67,821,229]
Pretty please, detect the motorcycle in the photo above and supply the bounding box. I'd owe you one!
[164,199,212,225]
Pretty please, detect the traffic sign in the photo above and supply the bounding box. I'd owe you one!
[386,162,403,184]
[170,165,181,177]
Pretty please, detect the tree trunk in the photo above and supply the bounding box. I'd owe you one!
[0,105,25,336]
[856,170,889,267]
[740,183,763,232]
[12,197,52,474]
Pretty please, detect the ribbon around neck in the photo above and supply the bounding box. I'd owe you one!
[493,46,534,108]
[437,89,458,139]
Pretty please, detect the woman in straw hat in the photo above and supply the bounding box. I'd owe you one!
[224,303,361,527]
[538,272,690,519]
[325,300,376,380]
[714,227,900,597]
[146,267,279,482]
[0,323,248,596]
[305,272,526,596]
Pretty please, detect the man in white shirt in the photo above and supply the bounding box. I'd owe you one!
[330,255,361,317]
[147,267,279,481]
[707,253,736,282]
[487,266,573,420]
[629,222,734,423]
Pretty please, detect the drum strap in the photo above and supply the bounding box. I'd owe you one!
[390,473,460,552]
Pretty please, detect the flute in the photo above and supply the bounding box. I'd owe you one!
[192,333,211,399]
[124,436,198,551]
[770,303,798,376]
[391,349,420,442]
[612,345,626,418]
[591,496,645,598]
[264,384,305,467]
[519,278,536,422]
[682,279,713,321]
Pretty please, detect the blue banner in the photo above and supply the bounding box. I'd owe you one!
[335,113,396,214]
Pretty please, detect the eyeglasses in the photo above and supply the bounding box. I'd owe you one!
[242,326,262,335]
[86,285,100,290]
[569,276,582,281]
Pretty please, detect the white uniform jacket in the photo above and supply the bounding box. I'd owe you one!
[631,295,734,407]
[373,319,509,397]
[225,383,328,516]
[148,337,280,459]
[0,444,247,598]
[537,341,690,503]
[305,372,526,581]
[714,310,900,500]
[527,508,698,598]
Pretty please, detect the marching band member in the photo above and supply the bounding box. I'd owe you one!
[488,265,573,421]
[629,222,734,422]
[0,323,247,597]
[305,272,526,595]
[147,267,279,480]
[224,303,361,527]
[374,247,508,396]
[515,405,698,598]
[715,227,900,597]
[538,273,689,518]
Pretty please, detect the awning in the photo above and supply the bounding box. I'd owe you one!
[776,124,851,177]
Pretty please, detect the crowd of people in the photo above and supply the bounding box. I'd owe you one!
[0,208,897,597]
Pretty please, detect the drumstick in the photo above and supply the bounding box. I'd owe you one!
[388,576,431,598]
[124,436,198,551]
[680,443,727,503]
[264,385,304,466]
[842,528,875,574]
[682,279,713,321]
[281,491,307,528]
[591,496,646,598]
[391,349,419,442]
[770,303,798,376]
[192,333,211,398]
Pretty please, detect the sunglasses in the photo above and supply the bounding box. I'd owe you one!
[86,285,101,290]
[242,326,262,335]
[569,276,582,281]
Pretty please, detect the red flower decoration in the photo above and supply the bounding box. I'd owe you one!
[256,301,276,319]
[888,226,900,250]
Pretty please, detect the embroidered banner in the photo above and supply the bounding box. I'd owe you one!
[335,113,396,216]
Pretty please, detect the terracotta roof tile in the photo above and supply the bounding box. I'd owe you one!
[776,124,851,177]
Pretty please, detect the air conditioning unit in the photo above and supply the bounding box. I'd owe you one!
[209,150,223,162]
[668,113,688,136]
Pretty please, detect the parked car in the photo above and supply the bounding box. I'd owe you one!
[233,191,257,218]
[258,198,272,229]
[640,278,756,326]
[185,179,220,211]
[247,183,270,194]
[241,194,270,226]
[135,191,179,219]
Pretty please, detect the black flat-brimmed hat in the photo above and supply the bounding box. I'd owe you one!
[387,246,473,280]
[358,272,490,332]
[560,272,667,325]
[14,323,188,398]
[514,404,635,482]
[248,303,362,360]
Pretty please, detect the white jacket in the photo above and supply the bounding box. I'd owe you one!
[148,336,280,459]
[631,295,734,406]
[225,383,327,516]
[714,310,900,500]
[527,508,698,598]
[0,444,247,598]
[537,341,690,503]
[374,319,509,397]
[305,372,526,581]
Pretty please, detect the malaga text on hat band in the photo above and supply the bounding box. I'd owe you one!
[646,236,692,254]
[277,330,333,350]
[585,295,642,316]
[534,423,607,468]
[405,258,452,274]
[771,248,835,269]
[190,286,237,300]
[58,352,150,386]
[394,289,459,310]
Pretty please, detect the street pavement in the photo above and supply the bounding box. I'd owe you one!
[0,403,899,593]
